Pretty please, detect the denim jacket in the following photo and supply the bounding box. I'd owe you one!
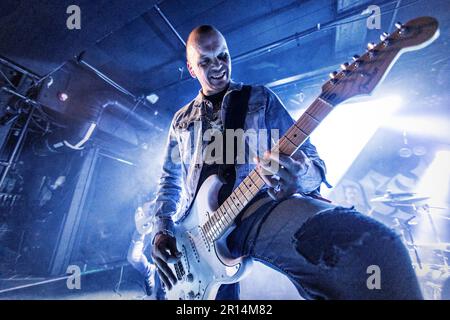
[152,81,329,236]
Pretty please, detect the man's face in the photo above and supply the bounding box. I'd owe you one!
[187,31,231,96]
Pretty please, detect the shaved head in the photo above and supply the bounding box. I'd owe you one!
[186,25,224,57]
[186,25,231,95]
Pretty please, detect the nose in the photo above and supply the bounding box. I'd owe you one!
[211,57,222,69]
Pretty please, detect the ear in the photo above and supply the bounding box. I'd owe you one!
[186,61,197,79]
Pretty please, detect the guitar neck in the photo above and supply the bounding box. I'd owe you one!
[199,16,440,242]
[201,95,335,242]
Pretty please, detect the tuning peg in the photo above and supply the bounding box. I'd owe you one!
[340,62,349,70]
[329,71,338,83]
[352,54,362,67]
[380,32,389,41]
[366,42,378,58]
[395,21,407,34]
[367,42,376,50]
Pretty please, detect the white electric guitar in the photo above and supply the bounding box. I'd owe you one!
[164,17,439,300]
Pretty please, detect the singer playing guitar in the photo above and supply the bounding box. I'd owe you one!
[150,25,423,299]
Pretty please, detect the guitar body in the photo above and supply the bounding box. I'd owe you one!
[166,174,253,300]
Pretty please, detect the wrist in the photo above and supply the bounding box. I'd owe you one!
[152,216,175,244]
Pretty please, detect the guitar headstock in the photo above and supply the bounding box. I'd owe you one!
[321,16,439,105]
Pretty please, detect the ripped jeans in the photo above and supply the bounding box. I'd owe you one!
[217,194,423,300]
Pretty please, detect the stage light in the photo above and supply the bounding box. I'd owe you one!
[305,95,403,195]
[146,93,159,104]
[57,92,69,102]
[413,150,450,247]
[416,150,450,209]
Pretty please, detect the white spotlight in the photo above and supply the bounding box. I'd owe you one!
[306,95,403,194]
[146,93,159,104]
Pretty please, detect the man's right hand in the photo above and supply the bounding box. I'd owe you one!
[151,233,182,290]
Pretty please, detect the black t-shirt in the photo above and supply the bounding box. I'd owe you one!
[196,86,234,205]
[205,87,227,111]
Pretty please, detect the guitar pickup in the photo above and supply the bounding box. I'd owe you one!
[174,260,186,281]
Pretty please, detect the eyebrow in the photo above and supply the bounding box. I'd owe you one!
[199,50,228,60]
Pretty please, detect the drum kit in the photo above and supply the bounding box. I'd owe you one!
[370,191,450,299]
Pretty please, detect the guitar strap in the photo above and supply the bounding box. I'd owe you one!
[218,85,251,185]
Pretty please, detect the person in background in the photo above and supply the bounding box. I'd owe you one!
[127,201,165,299]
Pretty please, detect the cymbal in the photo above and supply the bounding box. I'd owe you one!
[370,195,430,204]
[384,191,416,198]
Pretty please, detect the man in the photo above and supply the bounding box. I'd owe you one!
[127,202,165,299]
[151,25,423,299]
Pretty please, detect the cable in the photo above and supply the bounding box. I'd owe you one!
[238,0,424,62]
[0,68,17,90]
[113,265,124,297]
[31,61,68,89]
[30,115,51,134]
[109,97,143,136]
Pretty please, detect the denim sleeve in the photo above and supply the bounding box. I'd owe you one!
[152,118,183,237]
[263,86,331,192]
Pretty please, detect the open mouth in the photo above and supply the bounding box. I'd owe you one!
[210,71,226,80]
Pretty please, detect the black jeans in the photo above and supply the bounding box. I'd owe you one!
[216,194,423,299]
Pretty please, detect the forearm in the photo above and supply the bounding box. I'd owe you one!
[152,177,181,241]
[151,120,182,240]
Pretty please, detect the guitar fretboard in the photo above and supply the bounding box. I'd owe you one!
[201,96,334,243]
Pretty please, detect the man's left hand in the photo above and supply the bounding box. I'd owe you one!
[255,150,313,201]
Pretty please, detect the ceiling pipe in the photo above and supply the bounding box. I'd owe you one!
[153,4,186,48]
